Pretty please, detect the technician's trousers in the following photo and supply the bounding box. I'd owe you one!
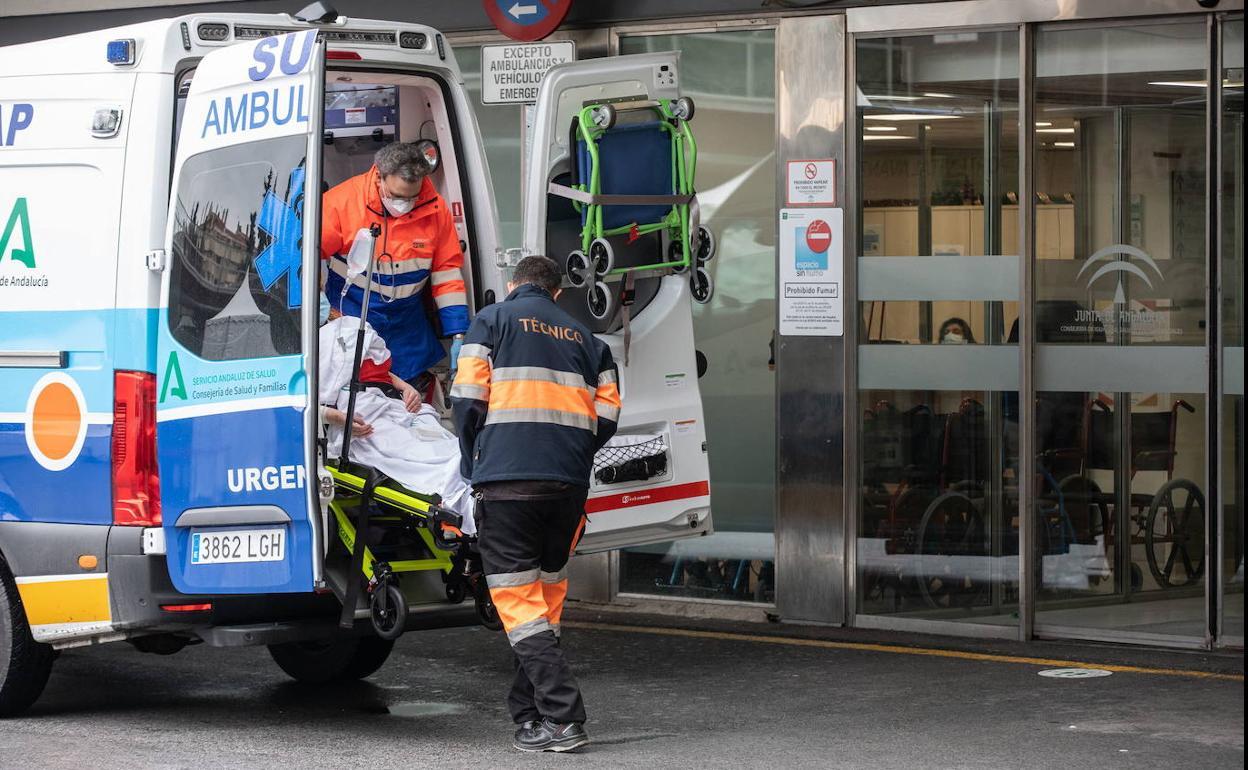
[476,489,589,725]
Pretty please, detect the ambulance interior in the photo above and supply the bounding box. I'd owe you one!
[320,71,478,333]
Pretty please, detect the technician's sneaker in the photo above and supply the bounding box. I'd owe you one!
[512,718,589,752]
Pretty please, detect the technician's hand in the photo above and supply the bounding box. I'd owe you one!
[449,335,464,380]
[397,380,422,412]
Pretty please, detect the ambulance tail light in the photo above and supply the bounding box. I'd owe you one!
[112,370,161,527]
[326,50,362,60]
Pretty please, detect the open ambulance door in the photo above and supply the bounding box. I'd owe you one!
[521,53,713,553]
[156,31,326,594]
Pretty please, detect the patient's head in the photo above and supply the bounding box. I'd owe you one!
[508,255,562,299]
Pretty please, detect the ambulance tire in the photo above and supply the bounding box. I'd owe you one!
[267,635,395,684]
[0,555,55,717]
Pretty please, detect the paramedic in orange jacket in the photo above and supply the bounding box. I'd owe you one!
[321,142,469,389]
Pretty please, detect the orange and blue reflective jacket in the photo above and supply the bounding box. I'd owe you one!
[321,166,469,379]
[450,283,621,487]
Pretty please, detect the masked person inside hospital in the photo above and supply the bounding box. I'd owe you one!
[321,141,469,400]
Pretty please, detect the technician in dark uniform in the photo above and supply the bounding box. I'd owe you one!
[450,255,620,753]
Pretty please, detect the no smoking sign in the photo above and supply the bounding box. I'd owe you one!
[805,219,831,253]
[787,159,836,206]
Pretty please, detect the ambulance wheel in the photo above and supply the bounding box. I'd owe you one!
[592,104,617,130]
[370,581,407,641]
[589,238,614,277]
[565,250,590,288]
[473,579,503,632]
[587,281,615,321]
[268,635,395,684]
[690,266,714,304]
[694,225,716,262]
[0,555,54,717]
[672,96,695,122]
[666,240,690,274]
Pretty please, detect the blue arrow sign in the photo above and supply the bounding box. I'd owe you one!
[497,0,546,24]
[254,166,305,308]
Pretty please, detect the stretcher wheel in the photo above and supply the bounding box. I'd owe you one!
[473,578,503,632]
[591,104,617,130]
[370,581,407,641]
[693,225,716,262]
[587,281,615,321]
[589,238,614,277]
[1145,479,1205,588]
[690,266,714,304]
[666,240,690,274]
[565,250,590,288]
[672,96,695,122]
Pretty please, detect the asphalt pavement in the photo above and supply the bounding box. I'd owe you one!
[0,610,1242,769]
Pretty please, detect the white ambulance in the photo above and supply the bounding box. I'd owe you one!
[0,6,711,715]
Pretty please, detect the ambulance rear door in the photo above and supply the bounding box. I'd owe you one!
[521,53,713,552]
[156,30,326,594]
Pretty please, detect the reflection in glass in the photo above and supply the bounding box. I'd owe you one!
[168,136,307,360]
[855,31,1019,624]
[617,31,778,602]
[1033,22,1209,639]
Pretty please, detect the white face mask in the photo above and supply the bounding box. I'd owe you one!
[381,195,415,217]
[942,331,966,344]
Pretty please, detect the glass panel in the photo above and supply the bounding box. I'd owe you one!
[168,137,307,360]
[617,30,778,602]
[1220,17,1244,644]
[855,31,1020,626]
[1033,22,1208,640]
[455,45,525,247]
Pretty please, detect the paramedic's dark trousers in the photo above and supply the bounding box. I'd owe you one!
[476,490,588,725]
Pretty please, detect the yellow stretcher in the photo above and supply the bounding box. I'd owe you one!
[328,459,499,639]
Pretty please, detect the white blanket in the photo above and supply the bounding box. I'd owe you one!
[320,318,475,533]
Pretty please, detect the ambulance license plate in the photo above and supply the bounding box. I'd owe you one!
[190,529,285,565]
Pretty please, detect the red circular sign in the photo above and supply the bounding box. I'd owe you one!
[482,0,573,42]
[804,162,818,179]
[805,219,832,254]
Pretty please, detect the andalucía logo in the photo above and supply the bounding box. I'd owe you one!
[0,197,35,268]
[1076,243,1165,305]
[161,350,188,403]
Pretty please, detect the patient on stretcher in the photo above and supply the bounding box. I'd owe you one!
[320,310,476,533]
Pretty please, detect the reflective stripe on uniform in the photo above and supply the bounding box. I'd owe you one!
[493,366,595,396]
[484,406,597,432]
[458,343,492,361]
[449,382,489,401]
[430,268,462,285]
[598,368,618,385]
[329,258,427,300]
[595,400,621,422]
[486,568,541,588]
[540,569,567,584]
[433,290,468,309]
[507,617,553,645]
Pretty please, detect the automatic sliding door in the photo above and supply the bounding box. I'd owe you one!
[854,30,1020,628]
[1032,21,1210,642]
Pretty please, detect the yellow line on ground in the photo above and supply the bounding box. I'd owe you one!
[564,621,1244,682]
